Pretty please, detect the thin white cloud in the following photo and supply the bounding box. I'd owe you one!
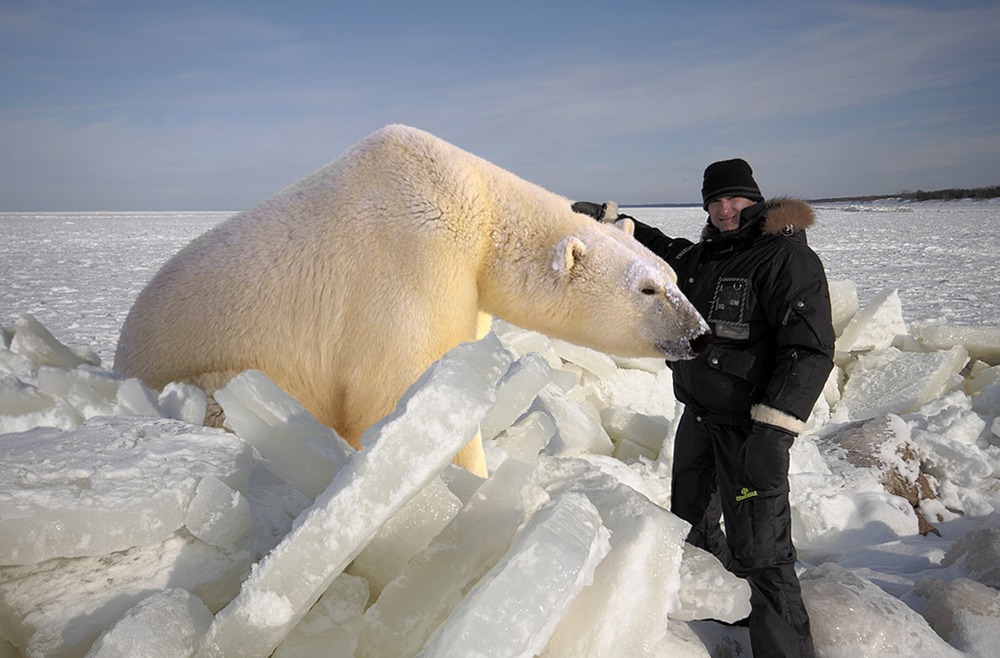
[2,1,998,208]
[416,2,1000,141]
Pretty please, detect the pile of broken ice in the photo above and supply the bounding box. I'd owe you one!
[1,280,999,657]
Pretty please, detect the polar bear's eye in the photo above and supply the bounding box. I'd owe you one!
[641,287,657,296]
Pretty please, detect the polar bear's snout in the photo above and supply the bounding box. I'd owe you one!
[676,311,713,359]
[658,327,712,362]
[651,275,712,361]
[690,329,713,354]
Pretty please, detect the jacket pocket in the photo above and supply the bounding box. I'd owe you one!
[782,281,836,349]
[705,345,762,387]
[731,489,796,569]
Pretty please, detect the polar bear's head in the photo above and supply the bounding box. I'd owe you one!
[542,226,710,361]
[483,214,710,361]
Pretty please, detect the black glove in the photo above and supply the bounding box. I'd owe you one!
[738,422,795,494]
[571,201,608,221]
[571,200,636,224]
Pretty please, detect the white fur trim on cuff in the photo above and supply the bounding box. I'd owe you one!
[600,201,619,222]
[751,404,805,435]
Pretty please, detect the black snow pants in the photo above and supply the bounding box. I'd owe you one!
[671,409,815,658]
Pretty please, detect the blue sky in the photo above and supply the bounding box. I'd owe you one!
[2,1,998,210]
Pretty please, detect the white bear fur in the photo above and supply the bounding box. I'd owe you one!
[114,125,708,475]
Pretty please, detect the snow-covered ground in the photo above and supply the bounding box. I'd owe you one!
[1,201,996,366]
[1,200,999,657]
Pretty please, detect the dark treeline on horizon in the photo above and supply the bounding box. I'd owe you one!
[625,184,1000,208]
[811,184,1000,204]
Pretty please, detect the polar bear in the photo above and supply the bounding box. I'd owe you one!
[115,125,710,476]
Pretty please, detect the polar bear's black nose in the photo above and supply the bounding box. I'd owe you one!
[690,331,713,354]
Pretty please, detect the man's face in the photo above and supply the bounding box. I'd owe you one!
[707,196,757,232]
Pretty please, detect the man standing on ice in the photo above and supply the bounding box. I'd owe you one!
[574,159,835,657]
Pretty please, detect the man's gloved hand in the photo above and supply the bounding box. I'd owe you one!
[739,422,795,494]
[571,201,628,223]
[571,201,604,220]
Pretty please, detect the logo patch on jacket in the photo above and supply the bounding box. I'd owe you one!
[710,277,750,340]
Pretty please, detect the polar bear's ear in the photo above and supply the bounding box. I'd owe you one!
[614,217,635,236]
[554,237,587,275]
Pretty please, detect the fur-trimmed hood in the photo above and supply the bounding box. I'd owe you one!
[701,197,815,241]
[761,197,815,235]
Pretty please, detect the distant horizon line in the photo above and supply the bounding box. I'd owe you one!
[3,188,997,214]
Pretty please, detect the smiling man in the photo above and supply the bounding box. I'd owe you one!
[575,158,835,658]
[636,159,834,658]
[703,159,765,233]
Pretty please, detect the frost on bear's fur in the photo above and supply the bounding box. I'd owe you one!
[114,125,709,476]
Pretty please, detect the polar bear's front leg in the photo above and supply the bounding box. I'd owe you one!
[447,311,495,478]
[452,435,488,478]
[475,311,493,341]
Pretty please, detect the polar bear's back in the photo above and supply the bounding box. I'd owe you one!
[114,126,491,394]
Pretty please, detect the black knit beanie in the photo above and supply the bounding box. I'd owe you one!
[701,158,764,209]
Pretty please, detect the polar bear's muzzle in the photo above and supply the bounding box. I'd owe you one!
[689,330,713,354]
[659,328,713,362]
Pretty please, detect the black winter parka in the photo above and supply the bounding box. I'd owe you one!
[631,199,835,431]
